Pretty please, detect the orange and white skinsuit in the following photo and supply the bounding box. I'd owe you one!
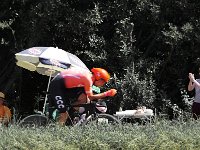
[61,68,94,111]
[61,68,116,100]
[48,68,94,125]
[61,68,93,97]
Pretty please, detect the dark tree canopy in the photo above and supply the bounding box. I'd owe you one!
[0,0,200,117]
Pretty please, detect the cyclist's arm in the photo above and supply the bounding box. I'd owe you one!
[83,84,103,100]
[85,86,117,101]
[88,92,107,101]
[83,75,117,100]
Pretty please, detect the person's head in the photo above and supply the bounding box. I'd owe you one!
[0,92,5,105]
[91,68,110,87]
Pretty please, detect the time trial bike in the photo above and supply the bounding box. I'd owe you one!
[18,99,120,127]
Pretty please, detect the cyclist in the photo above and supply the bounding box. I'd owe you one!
[48,67,117,126]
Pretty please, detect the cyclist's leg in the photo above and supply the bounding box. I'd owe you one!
[72,93,88,112]
[48,74,69,126]
[67,87,87,112]
[64,88,88,125]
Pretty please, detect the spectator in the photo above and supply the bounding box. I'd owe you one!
[188,71,200,119]
[0,92,12,126]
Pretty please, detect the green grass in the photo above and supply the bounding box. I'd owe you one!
[1,119,200,150]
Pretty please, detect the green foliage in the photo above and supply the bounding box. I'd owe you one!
[80,138,109,150]
[161,23,184,46]
[110,17,135,74]
[121,61,156,109]
[0,20,13,29]
[2,120,200,149]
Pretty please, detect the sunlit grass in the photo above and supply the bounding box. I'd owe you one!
[1,119,200,150]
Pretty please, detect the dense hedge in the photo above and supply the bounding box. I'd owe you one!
[1,119,200,149]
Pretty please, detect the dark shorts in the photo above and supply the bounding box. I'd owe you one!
[48,74,85,113]
[192,102,200,119]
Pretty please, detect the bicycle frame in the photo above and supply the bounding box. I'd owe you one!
[49,101,106,125]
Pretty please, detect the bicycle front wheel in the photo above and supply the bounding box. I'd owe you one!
[84,113,120,125]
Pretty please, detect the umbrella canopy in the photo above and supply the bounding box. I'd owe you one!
[15,47,90,77]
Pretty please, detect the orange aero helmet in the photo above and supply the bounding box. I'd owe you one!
[91,68,110,82]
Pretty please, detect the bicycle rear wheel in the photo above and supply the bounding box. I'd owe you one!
[18,114,49,128]
[84,113,120,125]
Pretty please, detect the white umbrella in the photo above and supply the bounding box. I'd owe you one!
[15,47,90,76]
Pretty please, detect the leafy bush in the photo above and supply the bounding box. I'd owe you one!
[121,61,156,110]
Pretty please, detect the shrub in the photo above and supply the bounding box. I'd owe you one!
[121,61,156,110]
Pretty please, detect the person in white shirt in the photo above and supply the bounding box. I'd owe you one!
[188,71,200,119]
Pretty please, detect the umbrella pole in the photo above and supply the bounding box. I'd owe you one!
[42,70,53,114]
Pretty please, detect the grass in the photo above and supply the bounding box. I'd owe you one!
[1,119,200,150]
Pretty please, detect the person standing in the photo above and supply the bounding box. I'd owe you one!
[188,72,200,119]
